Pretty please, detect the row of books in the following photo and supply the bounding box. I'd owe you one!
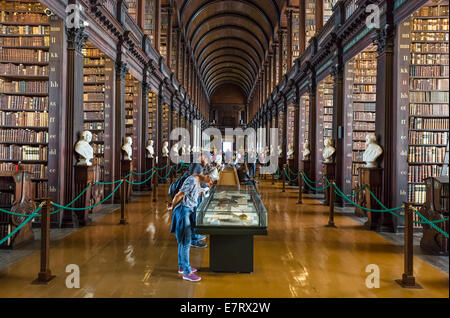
[352,131,372,141]
[354,69,376,76]
[409,131,448,145]
[0,192,14,207]
[410,43,449,53]
[32,181,48,200]
[411,18,449,31]
[1,25,49,36]
[93,144,104,154]
[354,112,376,121]
[353,93,376,102]
[84,68,105,75]
[84,75,105,82]
[409,65,449,77]
[352,163,365,175]
[352,151,364,162]
[84,85,104,92]
[83,48,104,57]
[0,144,48,161]
[0,129,48,143]
[408,184,425,204]
[354,61,377,69]
[0,79,48,93]
[83,58,104,67]
[84,93,104,101]
[0,1,45,11]
[0,36,50,47]
[413,5,449,17]
[84,112,103,121]
[409,117,449,130]
[352,76,376,84]
[408,146,446,163]
[410,53,449,65]
[353,141,367,151]
[354,102,376,111]
[0,48,49,63]
[409,103,449,116]
[411,32,448,42]
[408,164,443,183]
[84,122,104,130]
[410,91,449,103]
[84,103,103,111]
[0,111,48,127]
[0,95,48,110]
[410,78,449,90]
[0,63,48,76]
[353,85,376,93]
[91,132,104,142]
[0,12,49,24]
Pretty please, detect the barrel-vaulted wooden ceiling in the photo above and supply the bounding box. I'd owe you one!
[173,0,289,99]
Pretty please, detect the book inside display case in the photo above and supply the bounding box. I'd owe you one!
[148,91,157,142]
[343,44,378,196]
[0,0,63,212]
[396,1,449,210]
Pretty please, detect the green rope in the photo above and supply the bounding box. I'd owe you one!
[414,209,449,238]
[95,171,133,185]
[0,206,41,245]
[301,171,324,184]
[302,173,330,191]
[283,169,299,182]
[157,166,174,180]
[131,167,155,176]
[51,181,123,211]
[126,171,157,185]
[288,166,299,176]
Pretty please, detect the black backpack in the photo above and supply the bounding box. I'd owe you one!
[168,172,189,199]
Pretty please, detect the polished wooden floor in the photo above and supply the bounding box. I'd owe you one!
[0,180,448,298]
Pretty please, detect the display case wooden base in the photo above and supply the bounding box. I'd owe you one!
[71,165,97,227]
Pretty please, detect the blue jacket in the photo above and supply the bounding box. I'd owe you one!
[170,204,192,244]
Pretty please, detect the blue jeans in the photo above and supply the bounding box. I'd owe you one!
[191,195,203,243]
[178,212,192,275]
[249,163,256,178]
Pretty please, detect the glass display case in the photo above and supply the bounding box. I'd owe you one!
[195,185,268,273]
[196,185,267,233]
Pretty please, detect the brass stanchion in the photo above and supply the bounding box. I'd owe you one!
[396,203,422,288]
[32,200,55,284]
[119,180,127,225]
[282,164,286,193]
[297,171,303,204]
[325,181,336,228]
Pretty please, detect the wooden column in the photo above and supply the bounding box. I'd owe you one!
[268,55,273,93]
[62,26,87,227]
[137,0,145,29]
[293,92,300,183]
[272,44,277,88]
[278,30,284,82]
[140,80,151,191]
[298,0,306,54]
[315,0,324,34]
[166,6,173,66]
[373,11,396,232]
[286,10,293,69]
[282,98,288,165]
[154,0,161,53]
[307,81,317,183]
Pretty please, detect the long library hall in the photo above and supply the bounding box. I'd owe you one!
[0,0,448,301]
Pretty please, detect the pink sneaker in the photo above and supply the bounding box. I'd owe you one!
[179,267,197,274]
[183,272,201,282]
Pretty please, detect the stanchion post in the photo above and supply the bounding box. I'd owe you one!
[152,171,158,202]
[32,200,55,284]
[282,164,286,193]
[325,181,336,228]
[272,169,275,185]
[297,171,303,204]
[119,180,127,225]
[396,203,422,288]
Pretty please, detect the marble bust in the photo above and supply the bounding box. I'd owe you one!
[363,134,383,168]
[265,146,270,156]
[122,136,133,161]
[303,140,311,161]
[187,144,192,154]
[146,140,154,159]
[181,144,187,156]
[171,143,179,157]
[287,143,294,160]
[75,130,94,166]
[278,145,282,157]
[162,141,169,157]
[322,138,335,163]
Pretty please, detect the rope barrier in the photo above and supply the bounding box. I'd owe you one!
[283,169,299,182]
[301,172,330,191]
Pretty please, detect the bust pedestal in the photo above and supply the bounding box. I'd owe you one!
[357,167,393,232]
[322,162,336,206]
[72,165,102,226]
[121,160,133,203]
[302,159,312,193]
[287,159,297,186]
[160,157,170,184]
[143,157,155,191]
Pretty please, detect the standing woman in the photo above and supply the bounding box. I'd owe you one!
[168,165,219,282]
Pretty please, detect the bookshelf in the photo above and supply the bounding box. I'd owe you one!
[125,73,138,137]
[306,0,315,45]
[143,0,155,45]
[148,91,157,142]
[126,0,137,22]
[82,41,106,181]
[162,103,169,142]
[286,103,295,148]
[324,0,337,25]
[316,75,334,183]
[292,12,300,62]
[282,31,288,75]
[0,0,53,206]
[278,110,285,154]
[344,44,378,193]
[159,10,168,60]
[299,93,310,146]
[407,3,449,205]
